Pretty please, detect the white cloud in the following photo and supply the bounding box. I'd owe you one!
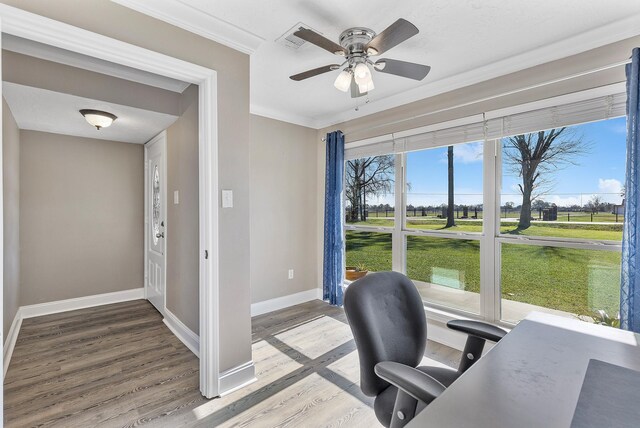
[437,142,483,164]
[454,142,483,164]
[598,178,622,195]
[597,178,623,204]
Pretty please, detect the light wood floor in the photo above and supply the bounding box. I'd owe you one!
[4,299,460,427]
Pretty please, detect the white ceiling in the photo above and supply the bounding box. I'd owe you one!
[115,0,640,128]
[3,82,179,144]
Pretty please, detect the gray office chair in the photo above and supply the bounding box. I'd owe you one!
[344,271,506,428]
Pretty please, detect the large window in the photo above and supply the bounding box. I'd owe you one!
[404,141,484,313]
[344,91,626,326]
[498,118,625,322]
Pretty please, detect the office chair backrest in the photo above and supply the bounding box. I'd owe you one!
[344,271,427,397]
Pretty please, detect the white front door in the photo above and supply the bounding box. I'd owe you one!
[146,132,166,315]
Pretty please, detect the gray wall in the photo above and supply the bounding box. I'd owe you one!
[250,115,318,303]
[3,99,20,340]
[19,131,143,305]
[166,84,199,333]
[0,0,253,370]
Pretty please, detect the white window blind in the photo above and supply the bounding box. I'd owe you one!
[344,140,396,160]
[344,90,626,160]
[485,93,626,139]
[344,115,485,159]
[398,120,486,153]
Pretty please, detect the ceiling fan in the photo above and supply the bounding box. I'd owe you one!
[289,19,431,98]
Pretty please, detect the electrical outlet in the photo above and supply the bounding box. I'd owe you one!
[288,269,294,280]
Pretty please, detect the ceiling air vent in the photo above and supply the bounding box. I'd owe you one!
[276,22,318,50]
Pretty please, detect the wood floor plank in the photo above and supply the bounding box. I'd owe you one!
[4,298,461,427]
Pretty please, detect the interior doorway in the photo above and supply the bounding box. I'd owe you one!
[0,6,221,398]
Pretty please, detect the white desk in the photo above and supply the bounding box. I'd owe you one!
[408,312,640,427]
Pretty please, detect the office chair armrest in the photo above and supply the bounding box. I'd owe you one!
[375,361,446,405]
[446,319,507,343]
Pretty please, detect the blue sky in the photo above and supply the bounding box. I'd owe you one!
[367,116,627,208]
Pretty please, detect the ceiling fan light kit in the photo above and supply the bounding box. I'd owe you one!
[334,69,352,92]
[289,18,430,98]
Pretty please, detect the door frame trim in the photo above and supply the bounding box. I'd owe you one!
[144,131,168,317]
[0,4,221,398]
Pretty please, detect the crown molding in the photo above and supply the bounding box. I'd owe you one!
[111,0,264,55]
[311,12,640,129]
[250,103,320,129]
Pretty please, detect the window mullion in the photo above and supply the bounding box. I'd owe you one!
[481,139,498,323]
[392,153,405,273]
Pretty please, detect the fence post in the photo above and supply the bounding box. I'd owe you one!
[567,213,570,222]
[616,212,619,223]
[591,212,593,222]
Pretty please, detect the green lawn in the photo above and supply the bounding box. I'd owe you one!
[346,228,621,318]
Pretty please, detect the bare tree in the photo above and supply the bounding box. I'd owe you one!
[588,195,603,213]
[446,146,455,228]
[503,128,589,229]
[345,155,394,222]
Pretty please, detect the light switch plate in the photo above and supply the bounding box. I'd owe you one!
[174,190,179,204]
[222,190,233,208]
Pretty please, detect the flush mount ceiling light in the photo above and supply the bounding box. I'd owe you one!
[79,109,117,130]
[290,19,431,98]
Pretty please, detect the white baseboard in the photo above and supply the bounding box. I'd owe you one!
[251,288,323,317]
[3,288,144,375]
[219,360,257,396]
[163,308,200,358]
[3,310,23,376]
[19,288,145,319]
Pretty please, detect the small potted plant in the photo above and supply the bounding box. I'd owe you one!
[590,309,620,328]
[346,263,368,281]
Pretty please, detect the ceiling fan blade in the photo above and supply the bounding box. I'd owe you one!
[350,78,367,98]
[374,58,431,80]
[294,28,346,55]
[290,64,340,81]
[366,19,418,55]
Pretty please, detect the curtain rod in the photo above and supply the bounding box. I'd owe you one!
[338,58,632,139]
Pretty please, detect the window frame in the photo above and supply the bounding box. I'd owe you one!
[343,89,626,328]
